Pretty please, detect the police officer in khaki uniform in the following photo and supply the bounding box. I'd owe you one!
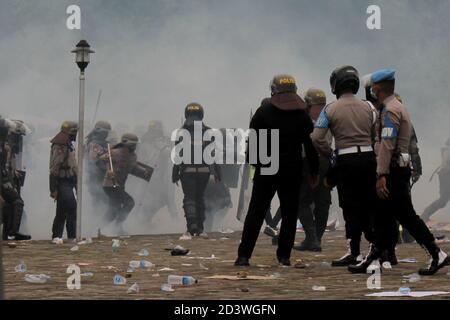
[349,69,449,275]
[99,133,152,235]
[49,121,78,242]
[312,66,378,267]
[294,88,332,251]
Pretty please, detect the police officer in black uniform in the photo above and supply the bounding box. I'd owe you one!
[172,103,221,239]
[235,74,319,267]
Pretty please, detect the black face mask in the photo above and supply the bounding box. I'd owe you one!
[128,145,137,152]
[69,133,77,142]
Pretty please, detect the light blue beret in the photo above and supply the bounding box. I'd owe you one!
[371,69,395,84]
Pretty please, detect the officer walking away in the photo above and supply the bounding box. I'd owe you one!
[421,138,450,222]
[348,69,449,275]
[235,75,319,267]
[99,133,152,235]
[294,88,332,252]
[49,121,78,243]
[172,103,221,239]
[311,66,378,267]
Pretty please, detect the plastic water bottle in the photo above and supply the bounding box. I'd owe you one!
[129,261,140,269]
[113,274,127,285]
[167,275,198,286]
[408,273,421,283]
[24,274,50,284]
[139,260,154,269]
[127,282,140,294]
[15,261,27,273]
[112,239,120,252]
[399,287,411,295]
[138,249,149,257]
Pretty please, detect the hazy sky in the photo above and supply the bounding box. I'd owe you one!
[1,1,449,237]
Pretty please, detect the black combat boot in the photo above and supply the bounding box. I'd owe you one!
[234,257,250,267]
[380,248,398,266]
[418,243,450,276]
[332,239,360,266]
[7,233,31,241]
[278,257,291,266]
[294,226,322,252]
[348,244,382,274]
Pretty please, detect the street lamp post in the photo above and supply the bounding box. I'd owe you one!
[71,40,94,241]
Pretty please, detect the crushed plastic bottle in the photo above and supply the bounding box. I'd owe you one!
[138,249,149,257]
[399,287,411,295]
[81,272,94,277]
[70,245,79,252]
[15,261,27,273]
[139,260,154,269]
[382,261,392,269]
[312,285,326,291]
[24,274,51,284]
[408,273,421,283]
[113,274,127,285]
[127,267,135,273]
[129,261,141,269]
[167,275,198,286]
[127,282,140,294]
[112,239,121,252]
[161,283,175,292]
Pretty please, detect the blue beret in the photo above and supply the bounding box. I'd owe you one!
[371,69,395,84]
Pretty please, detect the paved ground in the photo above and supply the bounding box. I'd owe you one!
[2,230,450,300]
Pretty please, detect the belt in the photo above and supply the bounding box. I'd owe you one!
[337,146,373,155]
[183,167,210,173]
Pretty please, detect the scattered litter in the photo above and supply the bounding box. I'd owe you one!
[127,282,140,294]
[271,272,281,279]
[77,262,92,266]
[239,288,250,292]
[206,274,278,281]
[314,254,326,257]
[219,237,229,240]
[129,261,140,269]
[220,228,234,234]
[399,287,411,295]
[127,267,135,273]
[221,260,235,263]
[184,254,217,260]
[161,283,174,292]
[199,263,209,270]
[24,274,51,284]
[399,258,417,263]
[101,266,119,272]
[294,260,306,269]
[181,264,192,267]
[113,274,127,285]
[140,260,154,269]
[125,273,133,278]
[152,273,160,277]
[403,273,421,283]
[77,238,93,245]
[8,242,17,248]
[179,234,192,241]
[70,245,79,252]
[81,272,94,277]
[171,245,190,256]
[112,239,121,252]
[312,285,326,291]
[382,262,392,269]
[15,261,27,273]
[366,291,450,298]
[138,249,150,257]
[158,267,175,272]
[256,264,271,268]
[168,275,198,286]
[320,262,332,269]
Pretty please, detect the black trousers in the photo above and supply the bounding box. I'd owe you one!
[2,186,24,237]
[374,167,435,251]
[238,165,302,260]
[103,186,135,224]
[180,171,210,235]
[52,179,77,239]
[335,152,377,256]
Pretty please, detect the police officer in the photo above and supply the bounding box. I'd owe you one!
[311,66,377,267]
[1,120,31,240]
[85,121,112,206]
[294,88,332,252]
[235,75,319,266]
[348,69,449,275]
[172,103,221,239]
[99,133,152,235]
[49,121,78,242]
[421,138,450,222]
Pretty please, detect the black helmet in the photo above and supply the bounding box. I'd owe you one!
[185,103,204,120]
[270,74,298,95]
[330,65,360,96]
[120,132,139,146]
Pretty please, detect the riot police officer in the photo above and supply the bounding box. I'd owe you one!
[294,88,332,251]
[235,75,319,266]
[311,66,378,267]
[348,69,449,275]
[99,133,152,235]
[172,103,221,239]
[49,121,78,242]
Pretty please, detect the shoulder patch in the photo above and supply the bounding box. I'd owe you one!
[381,113,398,139]
[315,104,331,129]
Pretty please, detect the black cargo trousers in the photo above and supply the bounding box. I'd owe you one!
[335,151,377,256]
[52,178,77,239]
[238,164,302,260]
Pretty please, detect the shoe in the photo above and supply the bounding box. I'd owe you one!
[179,232,192,240]
[293,241,322,252]
[263,226,278,238]
[380,249,398,266]
[348,245,382,274]
[278,257,291,266]
[52,237,63,244]
[234,257,250,266]
[332,252,359,267]
[418,250,450,276]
